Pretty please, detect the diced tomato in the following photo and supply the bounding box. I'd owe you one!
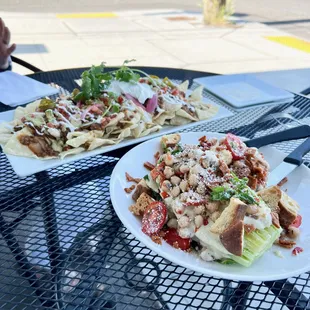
[117,96,124,104]
[224,133,247,160]
[171,88,179,96]
[203,218,209,226]
[161,192,170,199]
[163,228,191,251]
[150,162,165,180]
[292,246,303,256]
[100,97,109,105]
[162,87,168,93]
[142,202,167,236]
[291,215,302,228]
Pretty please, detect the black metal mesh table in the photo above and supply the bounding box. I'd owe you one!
[0,67,310,310]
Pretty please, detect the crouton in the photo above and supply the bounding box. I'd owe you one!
[129,192,154,216]
[258,186,299,228]
[279,191,299,228]
[257,186,281,213]
[220,221,244,256]
[132,179,151,201]
[210,197,247,234]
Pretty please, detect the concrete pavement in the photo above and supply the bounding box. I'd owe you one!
[1,9,310,76]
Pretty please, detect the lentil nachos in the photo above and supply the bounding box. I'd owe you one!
[0,61,218,159]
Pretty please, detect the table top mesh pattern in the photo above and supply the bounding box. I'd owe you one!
[0,67,309,310]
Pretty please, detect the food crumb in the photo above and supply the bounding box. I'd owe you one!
[273,250,284,258]
[151,235,162,245]
[124,185,135,194]
[277,177,288,187]
[125,172,141,183]
[292,246,303,256]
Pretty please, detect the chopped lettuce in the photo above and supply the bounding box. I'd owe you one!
[230,225,282,267]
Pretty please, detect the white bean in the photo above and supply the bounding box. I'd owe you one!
[178,215,190,228]
[194,205,204,215]
[180,164,189,173]
[171,185,180,198]
[167,218,178,229]
[188,173,198,187]
[196,182,206,195]
[164,153,174,166]
[161,180,172,192]
[210,211,221,222]
[179,180,188,192]
[194,215,203,228]
[175,203,185,215]
[171,175,181,185]
[164,166,174,179]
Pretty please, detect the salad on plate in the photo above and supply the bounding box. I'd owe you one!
[126,133,302,267]
[0,61,218,160]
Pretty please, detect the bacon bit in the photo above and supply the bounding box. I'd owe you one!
[124,185,135,194]
[271,212,281,228]
[219,160,230,175]
[150,162,165,180]
[244,224,255,234]
[199,136,207,143]
[292,246,303,256]
[125,172,141,184]
[277,238,296,249]
[144,161,155,171]
[161,192,170,199]
[175,171,184,177]
[151,235,162,245]
[154,151,160,162]
[172,241,180,249]
[185,200,207,207]
[277,177,288,187]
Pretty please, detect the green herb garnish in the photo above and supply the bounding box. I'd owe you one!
[143,175,149,181]
[73,60,158,103]
[211,173,260,205]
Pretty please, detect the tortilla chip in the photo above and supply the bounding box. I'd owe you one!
[0,133,13,145]
[140,125,161,137]
[189,86,204,102]
[60,147,85,159]
[66,132,96,148]
[169,116,191,126]
[153,111,175,126]
[178,80,189,93]
[88,138,116,151]
[176,109,198,121]
[107,112,125,127]
[131,122,145,138]
[196,106,218,120]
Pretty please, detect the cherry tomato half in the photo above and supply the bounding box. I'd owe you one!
[163,228,191,251]
[291,214,302,228]
[142,202,167,236]
[224,133,247,160]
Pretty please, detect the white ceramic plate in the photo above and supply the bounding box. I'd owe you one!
[110,132,310,281]
[0,101,232,177]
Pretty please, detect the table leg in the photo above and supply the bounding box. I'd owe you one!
[35,171,64,308]
[264,280,309,310]
[0,213,56,307]
[221,281,252,310]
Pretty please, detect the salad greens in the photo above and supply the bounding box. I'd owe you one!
[211,173,259,205]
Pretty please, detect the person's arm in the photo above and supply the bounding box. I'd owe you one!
[0,18,16,72]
